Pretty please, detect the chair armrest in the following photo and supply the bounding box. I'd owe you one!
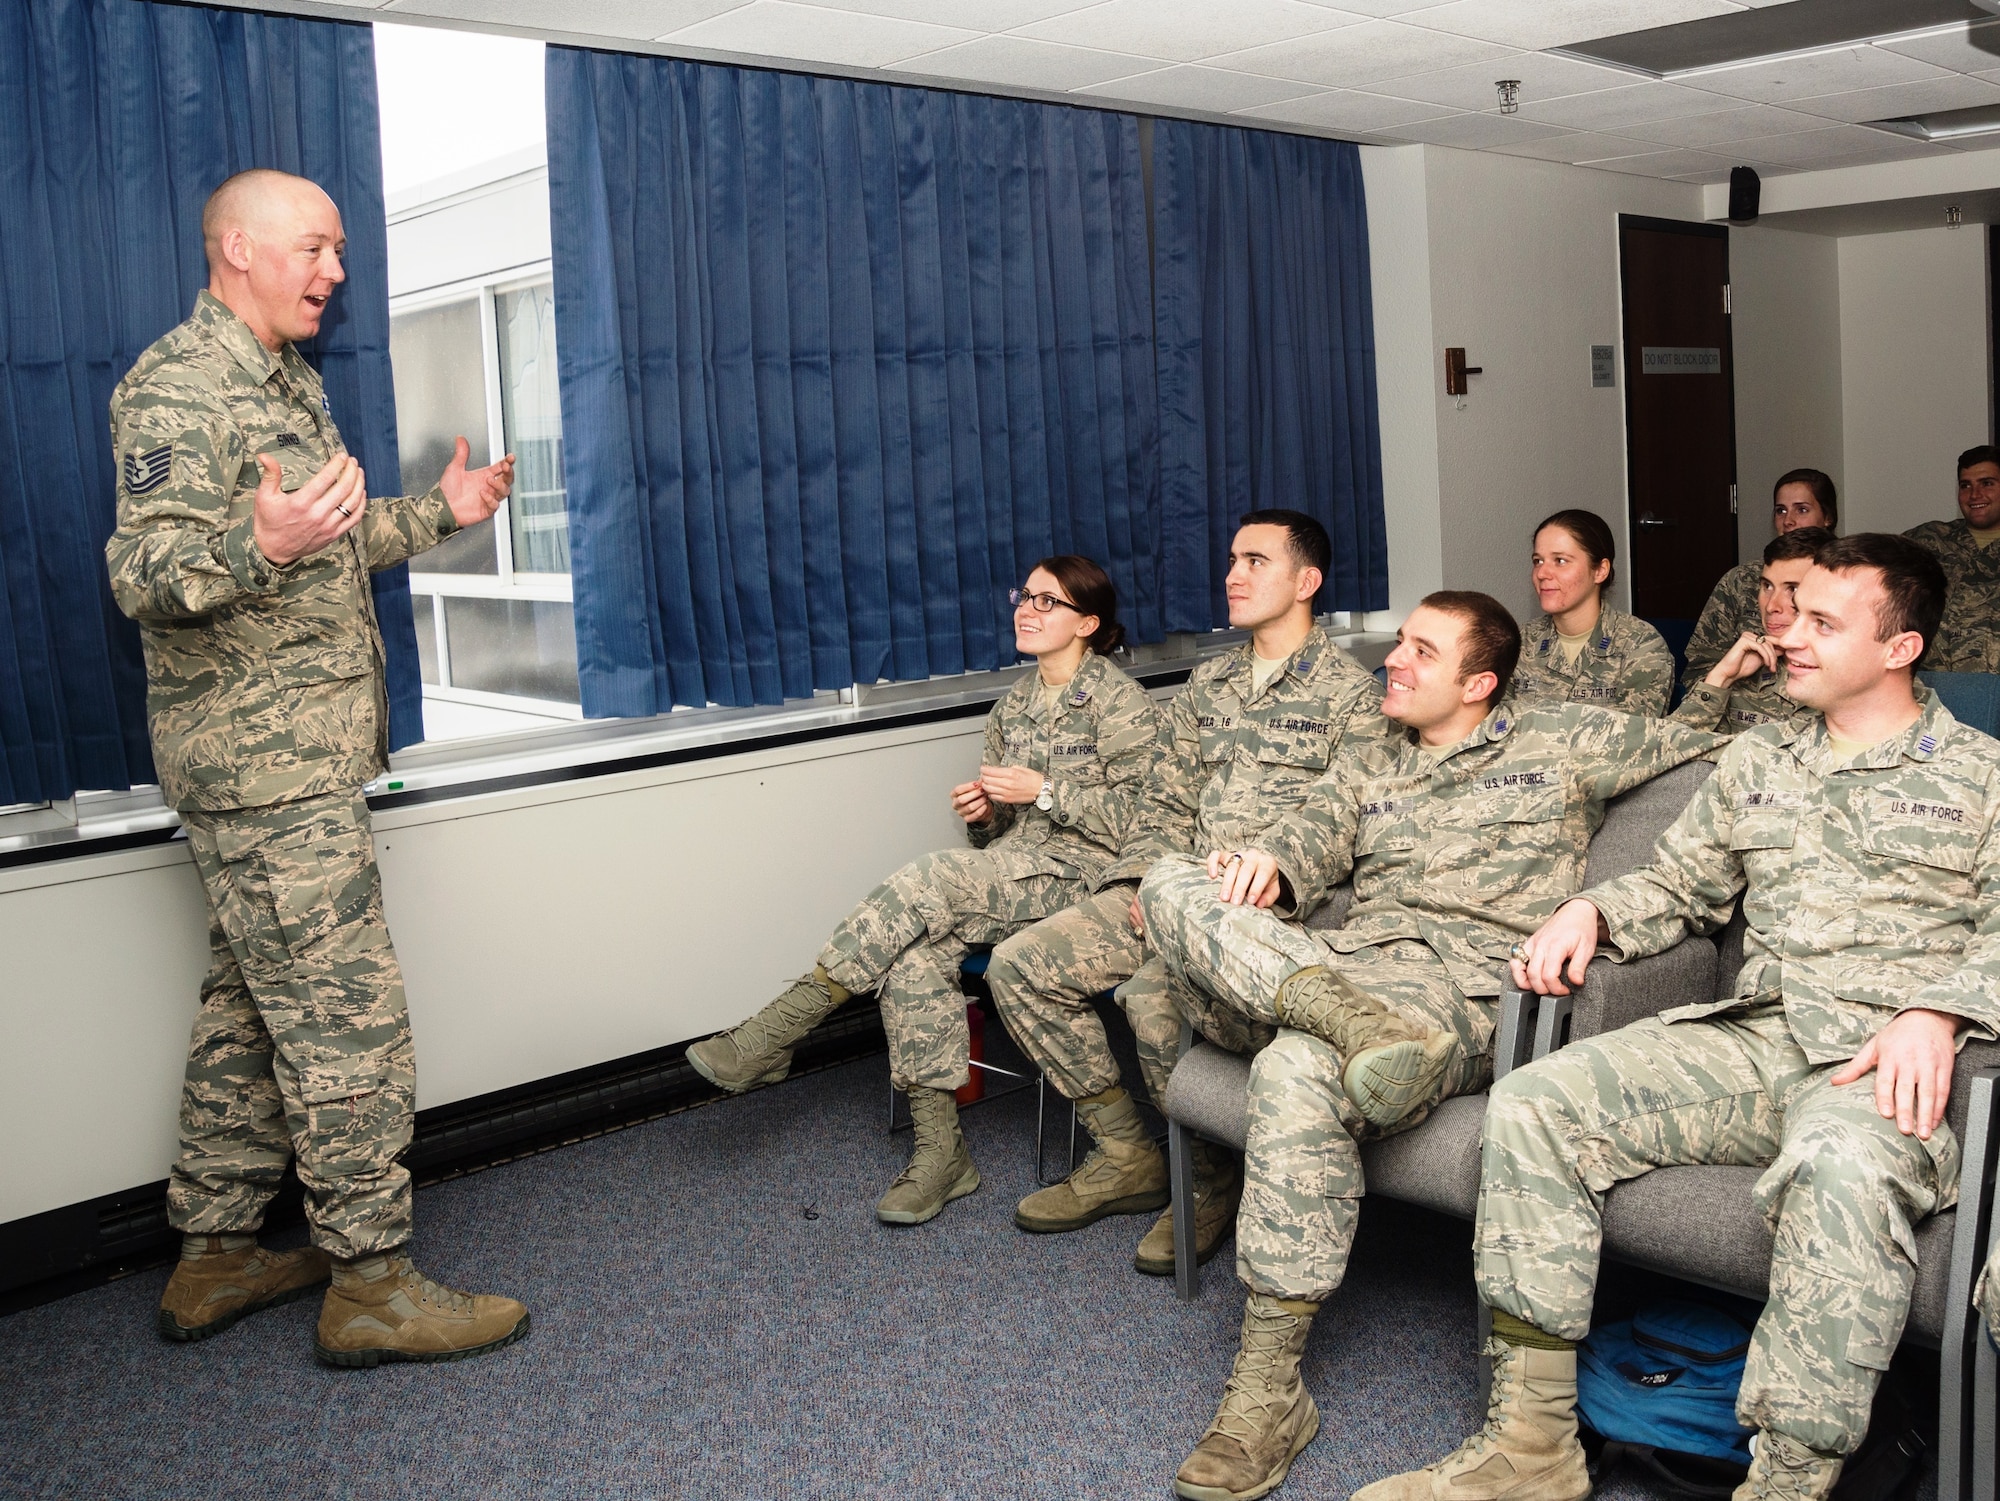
[1938,1067,2000,1501]
[1514,937,1719,1063]
[1494,990,1535,1081]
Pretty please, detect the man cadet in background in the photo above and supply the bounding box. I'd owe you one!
[1365,536,1998,1501]
[1671,527,1830,737]
[1905,445,2000,672]
[106,169,529,1365]
[988,511,1391,1275]
[1138,592,1724,1501]
[1684,469,1838,693]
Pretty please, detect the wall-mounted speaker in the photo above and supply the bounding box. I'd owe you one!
[1728,166,1760,224]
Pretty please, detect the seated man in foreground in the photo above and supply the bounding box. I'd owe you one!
[1671,526,1829,737]
[1141,592,1724,1501]
[1363,535,1999,1501]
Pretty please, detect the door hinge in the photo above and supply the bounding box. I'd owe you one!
[1730,483,1739,515]
[1723,283,1732,315]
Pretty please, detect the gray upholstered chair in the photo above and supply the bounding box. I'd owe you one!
[1159,756,2000,1501]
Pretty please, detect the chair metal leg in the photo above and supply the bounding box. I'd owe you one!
[1940,1070,2000,1501]
[1171,1117,1199,1300]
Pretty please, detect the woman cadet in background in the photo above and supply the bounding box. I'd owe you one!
[1509,507,1675,716]
[684,556,1160,1227]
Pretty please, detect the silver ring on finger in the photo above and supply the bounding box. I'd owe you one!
[335,503,351,517]
[1511,943,1527,960]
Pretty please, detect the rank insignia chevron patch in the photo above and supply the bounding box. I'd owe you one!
[122,443,173,495]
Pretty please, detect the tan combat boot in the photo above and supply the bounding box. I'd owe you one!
[315,1253,529,1367]
[1274,967,1460,1132]
[686,966,851,1093]
[1735,1432,1842,1501]
[1175,1293,1322,1500]
[1014,1086,1169,1233]
[1136,1139,1242,1276]
[1350,1336,1590,1501]
[877,1086,981,1225]
[158,1235,331,1342]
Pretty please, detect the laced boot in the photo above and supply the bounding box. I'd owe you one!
[1175,1293,1322,1500]
[1735,1432,1843,1501]
[1350,1332,1590,1501]
[686,966,851,1093]
[877,1086,981,1225]
[158,1234,331,1342]
[1014,1086,1170,1233]
[1273,967,1460,1132]
[315,1253,530,1368]
[1136,1139,1243,1276]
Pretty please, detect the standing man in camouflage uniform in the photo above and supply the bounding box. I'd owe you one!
[1671,528,1829,738]
[1364,535,1999,1501]
[1906,445,2000,672]
[109,170,529,1365]
[989,512,1389,1275]
[1684,469,1838,693]
[1139,593,1723,1501]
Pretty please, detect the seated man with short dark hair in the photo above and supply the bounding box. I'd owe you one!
[1671,526,1831,736]
[1906,445,2000,672]
[1361,535,2000,1501]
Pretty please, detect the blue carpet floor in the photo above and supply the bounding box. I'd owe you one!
[0,1051,1943,1500]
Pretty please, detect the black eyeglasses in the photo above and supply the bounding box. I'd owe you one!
[1010,587,1081,615]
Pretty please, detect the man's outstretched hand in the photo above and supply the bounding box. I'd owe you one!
[439,436,515,528]
[253,452,365,567]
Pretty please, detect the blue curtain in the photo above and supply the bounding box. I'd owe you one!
[546,50,1159,718]
[1153,119,1388,631]
[0,0,419,806]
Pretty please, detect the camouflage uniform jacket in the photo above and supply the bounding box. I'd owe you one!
[1099,626,1388,901]
[1682,560,1762,694]
[1510,606,1675,717]
[965,649,1159,892]
[1587,690,2000,1062]
[105,292,458,811]
[1254,702,1726,997]
[1670,663,1812,738]
[1906,518,2000,673]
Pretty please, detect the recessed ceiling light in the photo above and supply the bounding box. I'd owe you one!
[1553,0,1990,79]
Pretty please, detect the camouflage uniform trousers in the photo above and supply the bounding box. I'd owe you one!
[1477,1003,1956,1456]
[986,885,1200,1110]
[1140,855,1493,1298]
[168,790,415,1260]
[816,847,1082,1092]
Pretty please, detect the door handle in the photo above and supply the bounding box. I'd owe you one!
[1636,513,1674,528]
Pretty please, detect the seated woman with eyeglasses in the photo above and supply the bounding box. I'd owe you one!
[686,556,1160,1227]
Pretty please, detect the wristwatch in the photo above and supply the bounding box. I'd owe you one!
[1035,779,1054,812]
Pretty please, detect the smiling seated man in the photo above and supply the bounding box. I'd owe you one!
[1671,527,1831,737]
[1906,445,2000,673]
[1684,469,1838,693]
[1138,592,1723,1501]
[1361,535,2000,1501]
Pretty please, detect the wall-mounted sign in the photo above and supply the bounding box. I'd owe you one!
[1641,345,1722,375]
[1590,345,1615,388]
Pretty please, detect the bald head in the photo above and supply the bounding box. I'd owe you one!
[202,170,347,351]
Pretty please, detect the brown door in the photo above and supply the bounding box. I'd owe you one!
[1619,216,1737,620]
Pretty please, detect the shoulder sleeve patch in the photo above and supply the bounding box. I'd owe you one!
[122,443,174,495]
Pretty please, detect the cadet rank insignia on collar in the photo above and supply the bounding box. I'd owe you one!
[320,392,332,414]
[1916,734,1938,759]
[122,444,173,495]
[1294,657,1313,674]
[1490,715,1510,737]
[1069,687,1089,706]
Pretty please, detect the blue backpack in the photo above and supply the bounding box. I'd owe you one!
[1577,1300,1754,1466]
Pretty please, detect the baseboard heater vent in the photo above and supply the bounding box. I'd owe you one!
[0,1003,887,1315]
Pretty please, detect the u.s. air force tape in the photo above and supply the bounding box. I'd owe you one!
[122,443,173,495]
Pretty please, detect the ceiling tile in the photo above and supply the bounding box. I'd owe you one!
[1483,128,1657,163]
[1078,64,1325,112]
[1015,0,1358,65]
[1512,80,1736,130]
[1373,49,1636,112]
[1231,87,1456,130]
[1786,73,2000,124]
[1212,18,1511,88]
[1682,46,1950,107]
[1399,0,1743,54]
[1387,111,1568,148]
[785,0,1085,24]
[661,0,975,64]
[1574,145,1738,178]
[1291,0,1457,15]
[1617,102,1830,147]
[889,34,1146,91]
[388,0,746,38]
[1726,124,1946,167]
[1874,19,2000,73]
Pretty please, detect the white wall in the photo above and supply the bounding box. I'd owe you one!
[1838,227,1991,537]
[1729,224,1844,561]
[0,719,983,1224]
